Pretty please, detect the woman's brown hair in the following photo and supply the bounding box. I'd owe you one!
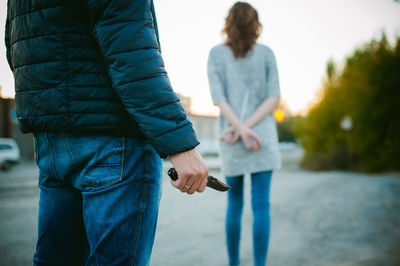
[222,2,262,59]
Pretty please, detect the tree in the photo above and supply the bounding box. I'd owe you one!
[300,34,400,172]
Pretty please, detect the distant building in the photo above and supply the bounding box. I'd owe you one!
[177,93,192,114]
[188,113,219,155]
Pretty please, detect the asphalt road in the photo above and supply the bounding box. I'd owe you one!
[1,153,399,266]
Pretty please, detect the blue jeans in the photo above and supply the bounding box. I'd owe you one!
[225,171,272,266]
[33,132,162,266]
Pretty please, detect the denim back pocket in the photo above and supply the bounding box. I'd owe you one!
[61,134,124,188]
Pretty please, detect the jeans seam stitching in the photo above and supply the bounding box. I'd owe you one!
[34,135,39,165]
[119,137,125,180]
[80,178,121,187]
[61,134,75,166]
[45,132,61,179]
[34,135,45,183]
[129,144,151,265]
[38,175,46,183]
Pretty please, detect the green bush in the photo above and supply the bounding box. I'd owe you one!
[301,34,400,172]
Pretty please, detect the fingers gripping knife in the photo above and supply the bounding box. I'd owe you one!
[168,168,230,192]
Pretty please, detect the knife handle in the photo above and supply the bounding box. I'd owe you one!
[168,168,179,181]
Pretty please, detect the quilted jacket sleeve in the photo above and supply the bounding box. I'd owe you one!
[86,0,199,158]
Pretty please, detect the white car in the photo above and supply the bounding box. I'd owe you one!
[0,138,20,170]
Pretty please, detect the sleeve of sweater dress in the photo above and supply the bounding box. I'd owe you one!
[265,47,281,97]
[86,0,199,158]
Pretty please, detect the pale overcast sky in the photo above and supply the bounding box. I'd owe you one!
[1,0,399,114]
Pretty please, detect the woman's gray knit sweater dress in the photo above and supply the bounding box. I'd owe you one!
[207,44,281,176]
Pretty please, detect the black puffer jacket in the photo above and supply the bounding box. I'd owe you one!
[5,0,199,158]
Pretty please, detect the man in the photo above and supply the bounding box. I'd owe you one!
[5,0,208,265]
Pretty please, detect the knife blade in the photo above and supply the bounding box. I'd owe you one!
[168,168,230,192]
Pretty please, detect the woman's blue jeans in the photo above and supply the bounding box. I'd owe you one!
[225,171,272,266]
[33,132,162,266]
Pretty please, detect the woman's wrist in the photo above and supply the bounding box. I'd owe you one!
[232,121,243,133]
[237,123,251,136]
[243,118,255,129]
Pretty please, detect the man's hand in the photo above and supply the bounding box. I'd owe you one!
[169,149,208,194]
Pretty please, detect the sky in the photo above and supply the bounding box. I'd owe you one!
[0,0,399,115]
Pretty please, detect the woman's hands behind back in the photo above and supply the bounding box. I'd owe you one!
[220,125,261,150]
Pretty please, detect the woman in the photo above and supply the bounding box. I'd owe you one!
[207,2,281,266]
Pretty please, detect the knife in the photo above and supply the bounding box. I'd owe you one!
[168,168,230,192]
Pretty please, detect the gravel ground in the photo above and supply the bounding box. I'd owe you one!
[1,152,399,266]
